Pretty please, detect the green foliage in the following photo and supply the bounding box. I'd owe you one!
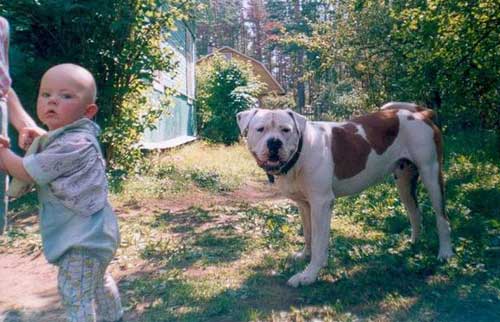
[1,0,196,181]
[314,81,373,120]
[195,0,243,56]
[299,0,500,133]
[390,0,500,130]
[260,92,295,110]
[196,54,263,144]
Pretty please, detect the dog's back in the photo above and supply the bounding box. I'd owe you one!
[381,101,436,121]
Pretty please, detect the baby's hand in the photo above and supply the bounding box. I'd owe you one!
[0,135,10,148]
[19,126,46,150]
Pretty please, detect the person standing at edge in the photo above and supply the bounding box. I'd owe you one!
[0,16,44,233]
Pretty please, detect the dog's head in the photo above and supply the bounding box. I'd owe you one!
[237,108,307,174]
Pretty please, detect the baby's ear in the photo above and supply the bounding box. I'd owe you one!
[84,104,98,119]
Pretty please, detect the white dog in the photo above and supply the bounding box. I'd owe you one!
[237,102,453,287]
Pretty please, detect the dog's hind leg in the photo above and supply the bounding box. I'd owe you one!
[294,200,311,261]
[419,163,453,260]
[394,159,422,243]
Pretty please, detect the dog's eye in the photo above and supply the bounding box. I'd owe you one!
[257,127,265,132]
[281,128,291,133]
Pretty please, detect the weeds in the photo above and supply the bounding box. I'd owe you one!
[2,131,499,321]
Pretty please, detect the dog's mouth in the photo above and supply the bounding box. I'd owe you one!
[253,152,285,173]
[263,160,283,173]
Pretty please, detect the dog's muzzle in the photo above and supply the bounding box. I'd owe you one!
[263,138,285,172]
[261,138,285,174]
[254,135,303,178]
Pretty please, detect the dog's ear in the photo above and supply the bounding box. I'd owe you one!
[236,108,258,136]
[286,109,307,135]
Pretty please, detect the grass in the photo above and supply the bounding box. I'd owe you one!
[1,130,499,321]
[115,141,265,202]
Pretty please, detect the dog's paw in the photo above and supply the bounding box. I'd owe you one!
[287,271,317,287]
[437,248,454,261]
[292,250,310,262]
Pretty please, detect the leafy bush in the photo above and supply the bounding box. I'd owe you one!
[314,80,374,121]
[2,0,195,183]
[196,54,263,144]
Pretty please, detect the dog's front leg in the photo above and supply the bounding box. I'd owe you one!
[288,195,334,287]
[293,200,311,261]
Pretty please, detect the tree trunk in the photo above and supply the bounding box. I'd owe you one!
[296,48,305,113]
[293,0,305,113]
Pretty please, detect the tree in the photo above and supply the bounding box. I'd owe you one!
[196,0,244,56]
[246,0,267,61]
[301,0,500,139]
[392,0,500,130]
[1,0,197,180]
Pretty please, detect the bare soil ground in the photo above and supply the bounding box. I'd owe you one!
[0,181,281,322]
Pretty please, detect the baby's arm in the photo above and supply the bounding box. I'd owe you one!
[0,136,34,183]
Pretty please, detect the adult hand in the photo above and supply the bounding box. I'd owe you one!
[19,126,46,150]
[0,135,10,148]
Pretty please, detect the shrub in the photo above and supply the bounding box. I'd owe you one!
[196,54,263,144]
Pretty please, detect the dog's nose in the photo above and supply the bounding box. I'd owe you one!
[267,138,283,152]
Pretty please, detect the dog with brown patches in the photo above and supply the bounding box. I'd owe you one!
[237,102,453,287]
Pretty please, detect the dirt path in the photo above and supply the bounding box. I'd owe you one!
[0,181,281,322]
[0,253,64,322]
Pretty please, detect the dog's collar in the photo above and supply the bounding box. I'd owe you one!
[267,135,303,182]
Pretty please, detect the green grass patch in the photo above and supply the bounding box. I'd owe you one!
[2,130,499,321]
[114,141,265,203]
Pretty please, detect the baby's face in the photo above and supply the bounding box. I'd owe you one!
[36,66,95,130]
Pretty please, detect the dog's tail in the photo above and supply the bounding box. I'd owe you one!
[381,102,435,120]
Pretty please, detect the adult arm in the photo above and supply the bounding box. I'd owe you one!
[7,88,46,149]
[6,88,37,130]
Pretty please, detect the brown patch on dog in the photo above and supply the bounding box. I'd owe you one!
[352,109,400,154]
[416,106,436,120]
[331,123,371,179]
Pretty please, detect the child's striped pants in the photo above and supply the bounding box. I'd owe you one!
[57,249,123,322]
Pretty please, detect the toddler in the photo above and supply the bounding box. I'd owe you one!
[0,63,122,322]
